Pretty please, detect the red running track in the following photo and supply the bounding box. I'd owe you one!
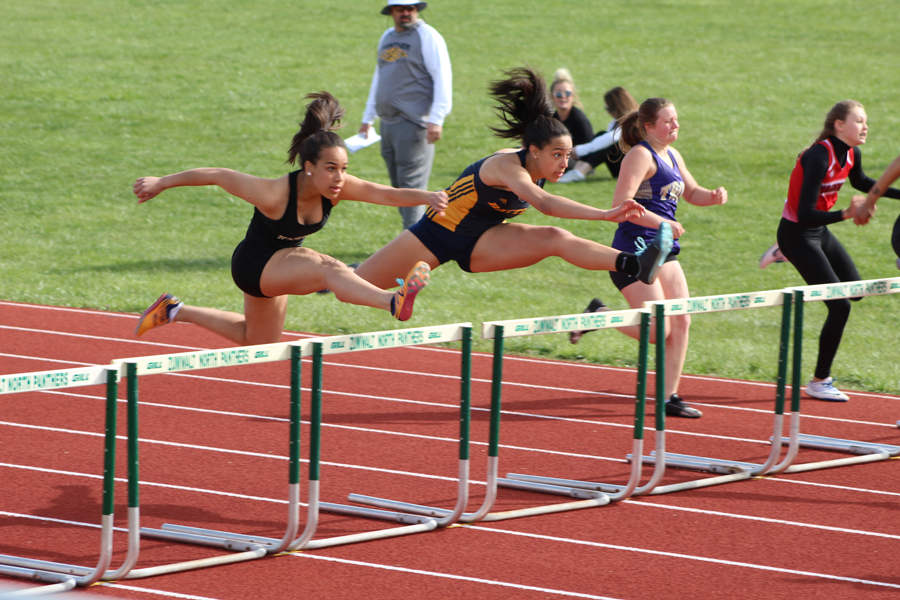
[2,300,900,599]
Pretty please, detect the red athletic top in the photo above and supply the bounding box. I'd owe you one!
[782,139,854,223]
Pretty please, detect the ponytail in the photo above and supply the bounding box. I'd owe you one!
[287,92,347,167]
[488,66,570,150]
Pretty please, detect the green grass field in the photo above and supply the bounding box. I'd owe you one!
[2,0,900,392]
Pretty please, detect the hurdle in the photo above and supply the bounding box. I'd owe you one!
[0,365,119,593]
[132,324,469,557]
[105,343,298,579]
[620,290,797,495]
[772,278,900,472]
[309,324,474,536]
[354,310,656,523]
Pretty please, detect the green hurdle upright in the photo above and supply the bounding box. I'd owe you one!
[773,278,900,471]
[627,289,798,495]
[0,365,120,594]
[311,324,475,537]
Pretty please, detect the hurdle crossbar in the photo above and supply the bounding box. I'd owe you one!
[0,366,120,591]
[771,278,900,472]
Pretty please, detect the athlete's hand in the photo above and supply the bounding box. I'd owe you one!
[605,199,645,223]
[852,195,876,225]
[710,187,728,205]
[428,190,448,217]
[666,220,685,238]
[134,177,165,204]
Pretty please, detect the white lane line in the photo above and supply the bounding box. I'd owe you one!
[5,454,900,539]
[465,525,900,590]
[290,553,623,600]
[99,583,225,600]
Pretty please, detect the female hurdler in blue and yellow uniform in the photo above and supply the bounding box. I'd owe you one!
[354,67,674,294]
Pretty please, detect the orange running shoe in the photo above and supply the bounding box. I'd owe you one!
[134,293,183,336]
[391,262,431,321]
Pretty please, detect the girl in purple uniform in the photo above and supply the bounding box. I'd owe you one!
[571,98,728,418]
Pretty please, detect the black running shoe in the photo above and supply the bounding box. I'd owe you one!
[635,222,674,285]
[569,298,610,344]
[665,394,702,418]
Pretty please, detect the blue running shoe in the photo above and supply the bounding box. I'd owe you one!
[635,222,674,285]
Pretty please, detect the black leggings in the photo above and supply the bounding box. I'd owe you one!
[580,131,623,178]
[893,214,900,258]
[777,218,861,380]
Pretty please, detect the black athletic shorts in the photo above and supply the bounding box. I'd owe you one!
[231,239,278,298]
[408,217,484,273]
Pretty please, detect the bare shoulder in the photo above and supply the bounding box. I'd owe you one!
[480,150,526,189]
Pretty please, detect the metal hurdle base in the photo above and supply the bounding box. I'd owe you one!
[774,434,900,473]
[628,451,761,475]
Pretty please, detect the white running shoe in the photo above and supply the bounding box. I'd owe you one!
[760,244,789,268]
[805,377,849,402]
[557,169,586,183]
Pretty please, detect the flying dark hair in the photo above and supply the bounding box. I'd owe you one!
[488,66,571,151]
[287,92,347,167]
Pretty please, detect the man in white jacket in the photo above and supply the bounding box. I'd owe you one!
[359,0,452,230]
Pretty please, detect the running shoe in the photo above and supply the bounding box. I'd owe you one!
[665,395,702,418]
[557,169,586,183]
[805,377,849,402]
[569,298,610,344]
[391,261,431,321]
[134,293,183,336]
[760,243,789,268]
[635,222,674,285]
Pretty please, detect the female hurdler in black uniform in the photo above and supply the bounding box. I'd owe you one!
[132,92,447,345]
[353,67,673,297]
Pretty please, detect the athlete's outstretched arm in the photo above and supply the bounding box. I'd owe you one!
[133,169,284,212]
[339,175,448,217]
[491,158,645,223]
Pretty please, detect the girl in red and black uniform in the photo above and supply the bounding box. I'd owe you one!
[777,100,900,402]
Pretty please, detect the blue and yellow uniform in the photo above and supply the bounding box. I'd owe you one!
[409,149,543,272]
